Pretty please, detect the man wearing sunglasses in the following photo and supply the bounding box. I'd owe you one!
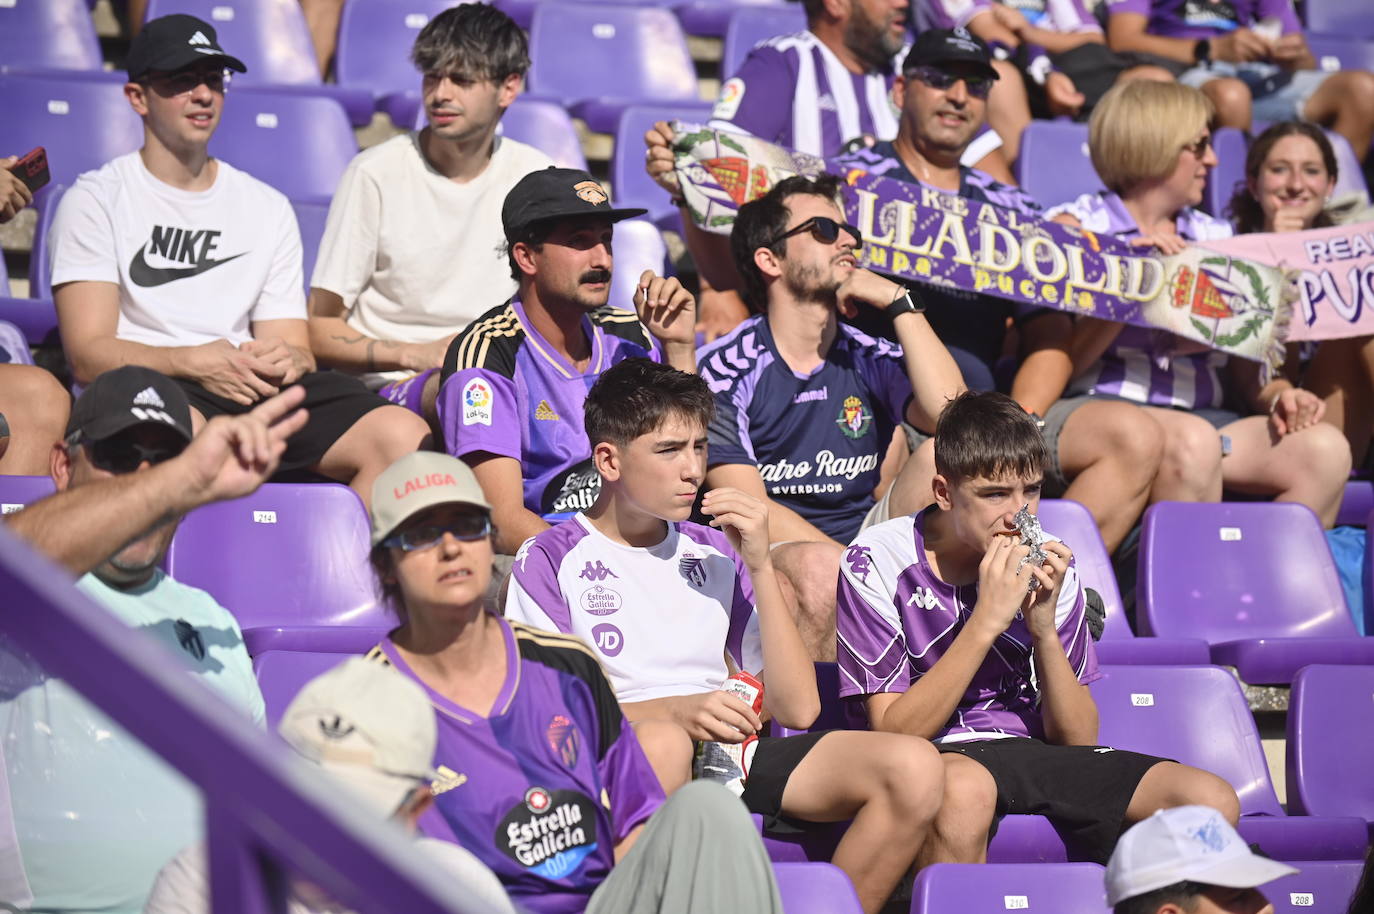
[698,173,965,660]
[831,29,1165,557]
[48,14,429,512]
[2,366,309,912]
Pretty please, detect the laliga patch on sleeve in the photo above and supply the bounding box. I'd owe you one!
[462,378,494,426]
[712,78,746,121]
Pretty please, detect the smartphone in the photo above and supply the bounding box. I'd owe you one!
[9,147,50,194]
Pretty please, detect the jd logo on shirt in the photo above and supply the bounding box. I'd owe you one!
[497,788,598,879]
[129,225,246,287]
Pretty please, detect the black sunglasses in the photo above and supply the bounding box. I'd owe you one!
[384,515,494,552]
[85,436,185,474]
[147,67,229,95]
[1181,133,1213,159]
[905,64,995,100]
[766,216,863,251]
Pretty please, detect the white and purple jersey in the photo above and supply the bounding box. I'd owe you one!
[1047,191,1235,410]
[1104,0,1300,39]
[919,0,1100,36]
[697,316,912,542]
[836,509,1100,741]
[438,299,660,518]
[711,30,1003,167]
[505,515,763,703]
[367,619,663,914]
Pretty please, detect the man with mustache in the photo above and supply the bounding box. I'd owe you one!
[438,168,697,556]
[307,3,553,428]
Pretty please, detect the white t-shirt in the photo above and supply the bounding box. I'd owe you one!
[504,514,763,704]
[48,152,304,348]
[310,132,554,387]
[143,836,515,914]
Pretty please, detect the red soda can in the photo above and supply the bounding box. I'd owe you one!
[722,671,764,714]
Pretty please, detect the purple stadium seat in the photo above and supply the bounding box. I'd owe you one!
[253,649,353,728]
[0,321,33,366]
[0,0,102,72]
[0,475,56,515]
[1327,130,1369,199]
[292,199,328,294]
[911,863,1110,914]
[676,0,794,39]
[1307,35,1374,74]
[1265,861,1364,914]
[1204,127,1247,217]
[165,482,389,633]
[1016,121,1104,210]
[242,625,388,657]
[1036,499,1210,665]
[1138,502,1374,684]
[605,219,669,312]
[333,0,455,125]
[1338,480,1372,527]
[1093,664,1369,860]
[770,662,867,738]
[500,99,590,171]
[771,862,863,914]
[612,103,713,225]
[720,4,809,77]
[1303,0,1374,40]
[526,4,699,134]
[1286,665,1374,822]
[209,88,358,203]
[0,74,142,192]
[144,0,318,85]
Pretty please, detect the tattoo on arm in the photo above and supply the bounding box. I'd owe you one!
[327,332,399,373]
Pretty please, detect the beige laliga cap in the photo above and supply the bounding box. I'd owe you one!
[369,451,493,547]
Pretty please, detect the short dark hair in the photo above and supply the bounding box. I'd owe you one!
[729,173,844,312]
[1114,880,1206,914]
[934,391,1049,483]
[411,3,530,83]
[584,358,715,450]
[504,221,555,283]
[1226,121,1338,235]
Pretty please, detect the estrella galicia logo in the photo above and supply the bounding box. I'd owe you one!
[844,544,873,583]
[128,226,246,287]
[497,788,598,879]
[678,554,706,588]
[836,395,873,439]
[578,561,618,582]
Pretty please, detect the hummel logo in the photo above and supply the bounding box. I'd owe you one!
[128,225,246,287]
[318,715,355,740]
[188,30,212,46]
[133,386,165,409]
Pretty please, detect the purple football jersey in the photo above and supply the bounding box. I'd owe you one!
[1103,0,1301,39]
[918,0,1100,35]
[368,619,663,914]
[836,509,1100,741]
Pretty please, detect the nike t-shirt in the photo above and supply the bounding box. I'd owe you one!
[48,152,305,348]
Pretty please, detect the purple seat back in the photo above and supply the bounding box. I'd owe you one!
[0,474,57,514]
[209,89,357,203]
[143,0,320,86]
[1265,861,1364,914]
[1306,35,1374,74]
[1036,499,1128,638]
[912,863,1109,914]
[721,6,809,77]
[165,482,388,631]
[772,862,863,914]
[0,0,102,71]
[1304,0,1374,39]
[28,185,69,301]
[1337,480,1372,527]
[606,219,668,312]
[526,5,697,107]
[0,74,142,192]
[500,99,589,171]
[253,649,353,729]
[1204,127,1247,217]
[1286,664,1374,821]
[334,0,455,99]
[678,0,793,38]
[0,321,33,365]
[1327,130,1369,198]
[1016,121,1103,211]
[771,662,867,738]
[612,103,713,219]
[1091,664,1284,815]
[292,199,329,293]
[1138,502,1355,642]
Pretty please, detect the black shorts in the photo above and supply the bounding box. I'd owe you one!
[937,737,1170,864]
[175,371,389,472]
[740,730,835,833]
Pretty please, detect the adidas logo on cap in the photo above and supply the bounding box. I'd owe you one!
[132,386,166,409]
[188,30,212,46]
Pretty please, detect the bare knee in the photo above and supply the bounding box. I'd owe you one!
[940,754,997,828]
[1201,77,1251,128]
[863,734,944,823]
[1131,762,1239,825]
[1092,404,1165,480]
[1159,417,1223,498]
[1118,65,1176,83]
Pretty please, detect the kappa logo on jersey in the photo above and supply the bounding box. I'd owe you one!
[461,379,493,426]
[836,395,873,439]
[128,226,246,287]
[578,561,618,582]
[173,619,204,661]
[907,586,941,611]
[534,399,561,421]
[678,554,706,588]
[545,714,581,768]
[580,584,622,616]
[497,788,598,879]
[844,544,873,583]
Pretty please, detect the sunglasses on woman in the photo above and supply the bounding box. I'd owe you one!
[384,515,494,551]
[765,216,864,251]
[1181,134,1213,159]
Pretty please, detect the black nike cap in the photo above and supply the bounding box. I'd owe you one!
[126,14,247,81]
[67,366,194,446]
[502,167,647,242]
[902,28,999,81]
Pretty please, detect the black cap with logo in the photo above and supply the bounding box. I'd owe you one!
[126,14,248,81]
[902,28,1000,80]
[66,366,194,445]
[502,167,647,242]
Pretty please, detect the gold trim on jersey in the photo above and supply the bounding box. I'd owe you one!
[453,305,521,370]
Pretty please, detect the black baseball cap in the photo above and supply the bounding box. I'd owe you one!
[126,14,247,81]
[66,366,194,446]
[502,167,647,242]
[902,28,999,80]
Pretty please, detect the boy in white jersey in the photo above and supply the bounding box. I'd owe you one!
[506,357,944,914]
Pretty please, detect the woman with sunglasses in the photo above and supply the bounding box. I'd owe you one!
[1044,80,1350,526]
[1225,122,1374,470]
[362,451,784,914]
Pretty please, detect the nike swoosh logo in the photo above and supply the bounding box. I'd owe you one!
[128,246,247,287]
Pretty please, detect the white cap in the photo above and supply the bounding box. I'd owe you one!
[369,452,492,547]
[1106,806,1298,906]
[277,657,439,818]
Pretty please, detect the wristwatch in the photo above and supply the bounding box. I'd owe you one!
[887,290,925,318]
[1193,38,1211,64]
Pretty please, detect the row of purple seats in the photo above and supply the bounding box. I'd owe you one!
[0,0,102,73]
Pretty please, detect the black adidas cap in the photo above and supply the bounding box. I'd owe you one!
[902,28,999,80]
[126,14,247,81]
[502,167,647,242]
[66,366,194,445]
